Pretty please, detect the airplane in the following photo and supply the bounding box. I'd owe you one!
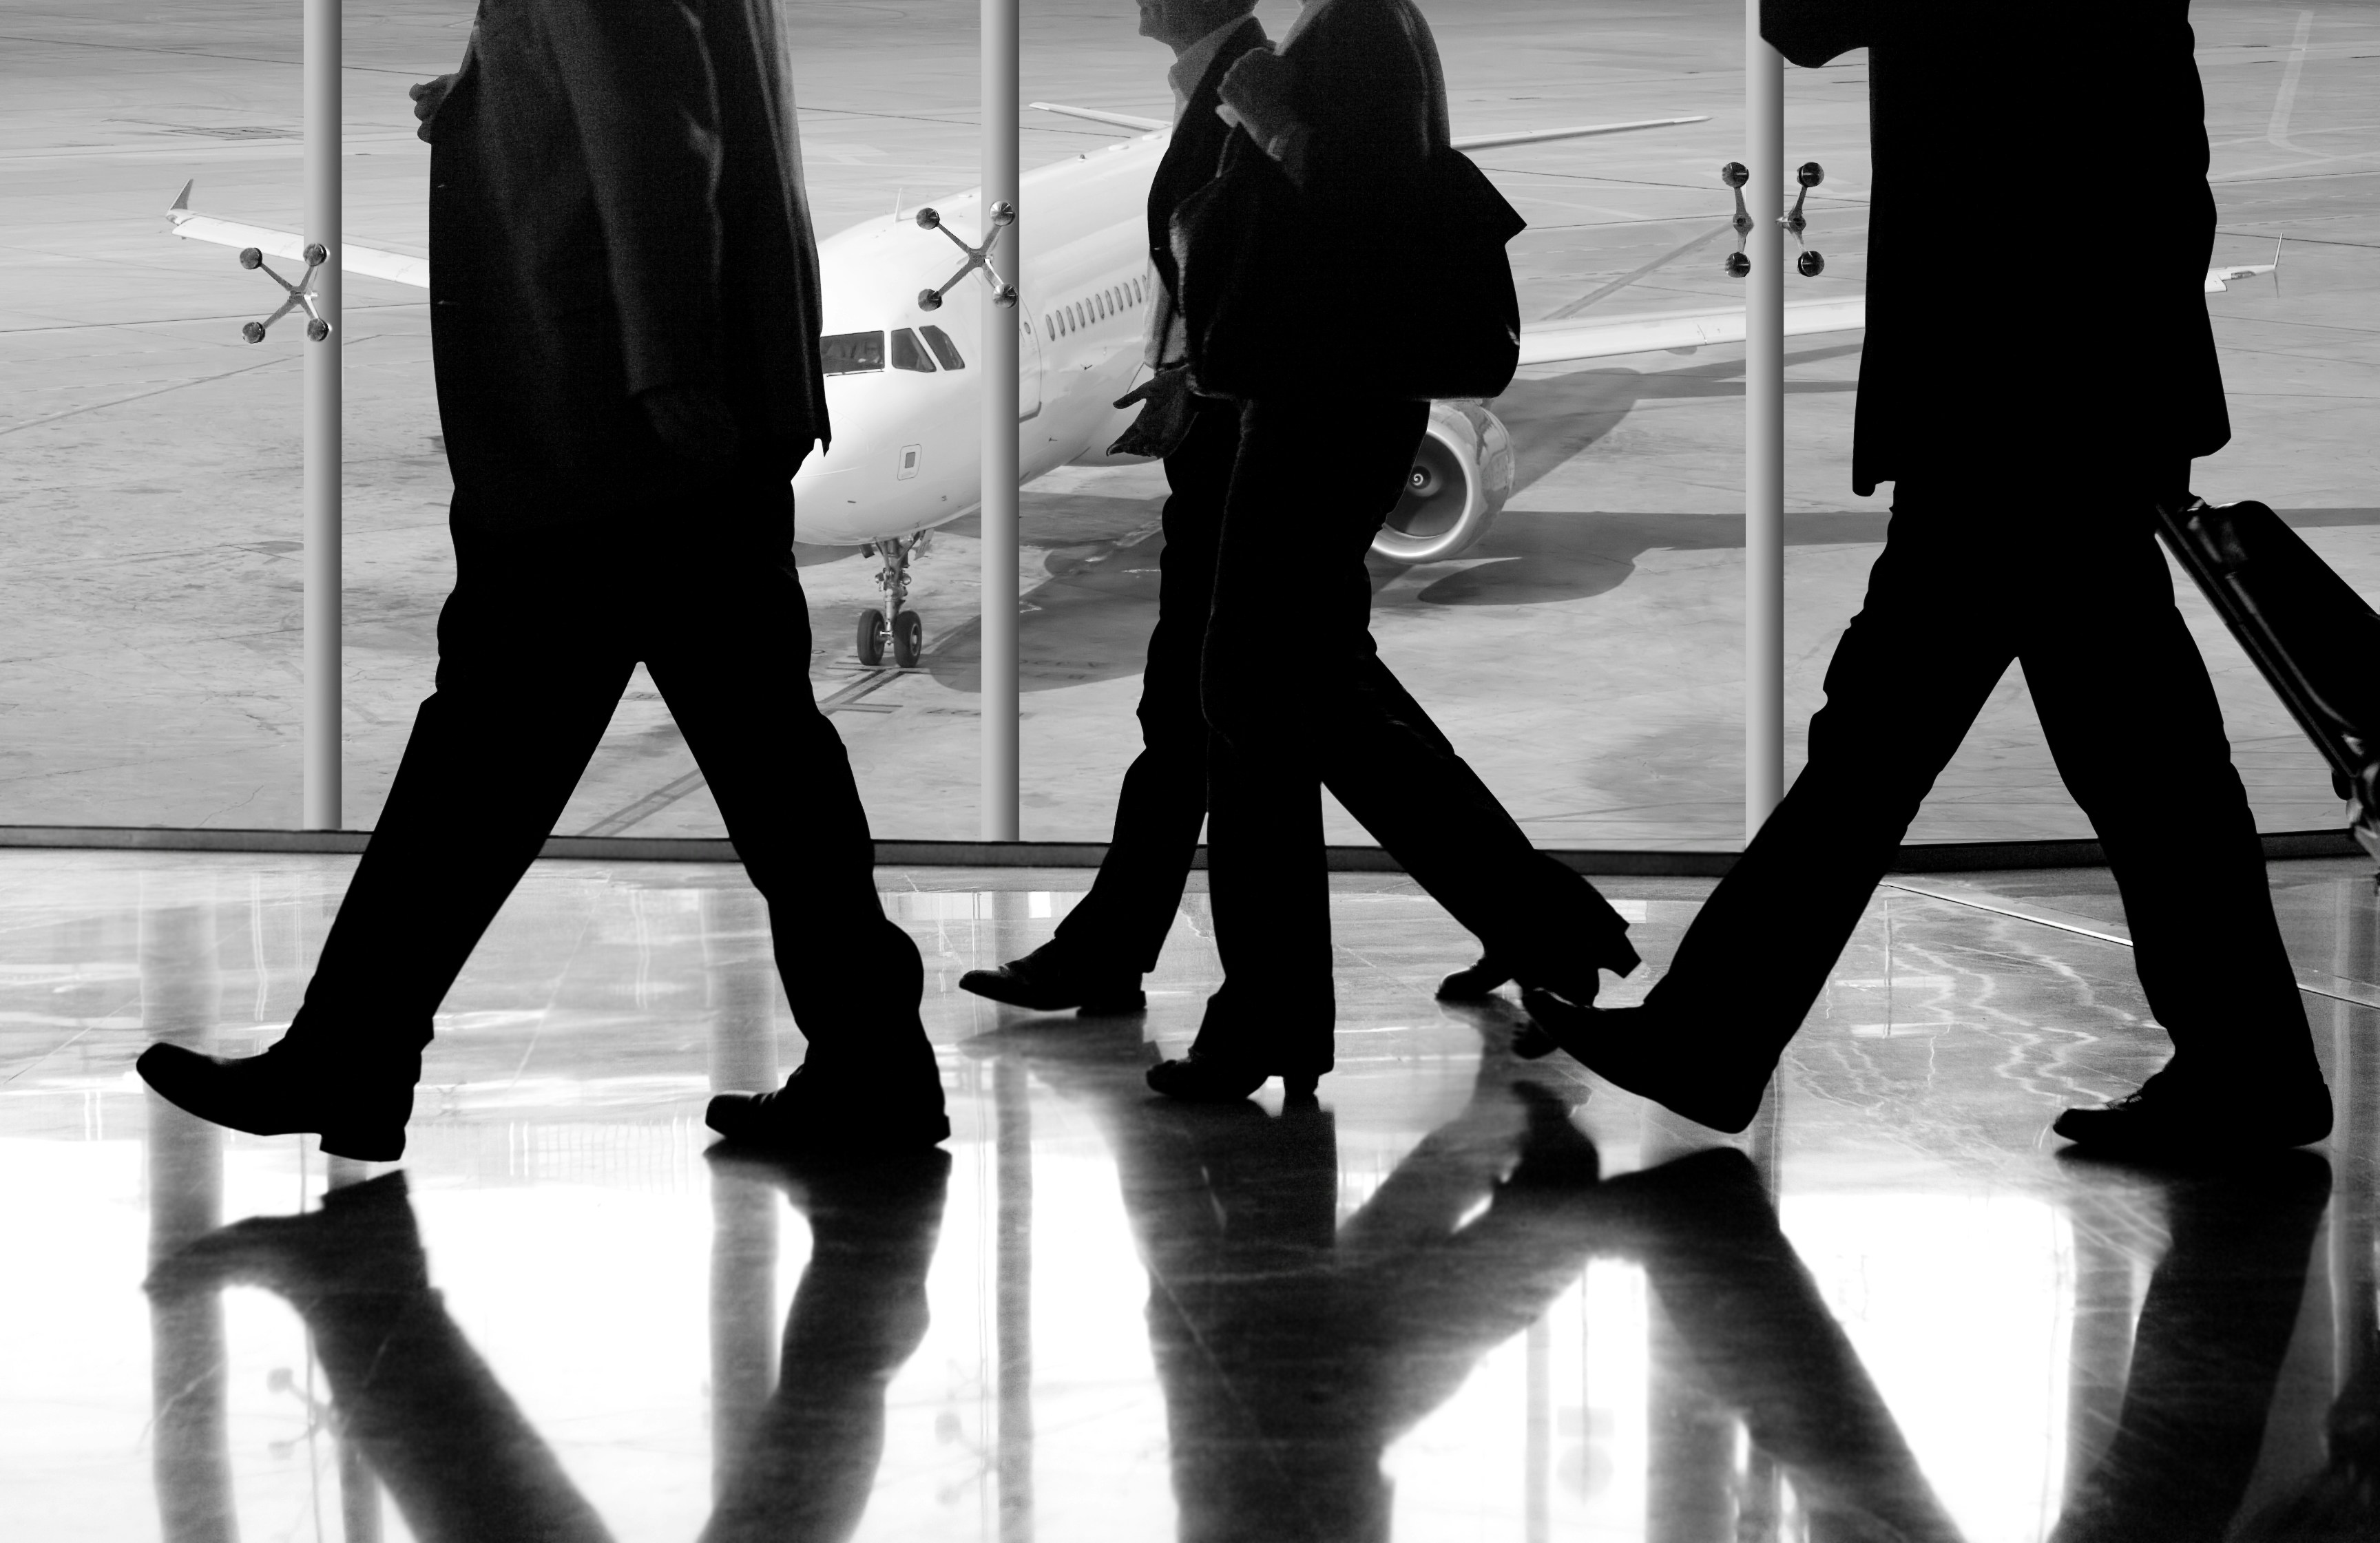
[169,112,2275,669]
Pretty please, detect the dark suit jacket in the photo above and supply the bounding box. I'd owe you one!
[1764,0,2226,493]
[421,0,830,531]
[1145,15,1271,348]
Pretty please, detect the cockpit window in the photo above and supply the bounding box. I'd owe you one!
[820,330,885,375]
[919,325,966,370]
[890,328,936,372]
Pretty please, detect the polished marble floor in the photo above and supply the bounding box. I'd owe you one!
[6,848,2380,1542]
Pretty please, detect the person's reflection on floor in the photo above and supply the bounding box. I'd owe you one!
[146,1172,615,1543]
[145,1155,950,1543]
[2052,1153,2332,1543]
[1600,1148,1965,1543]
[698,1148,951,1543]
[974,1018,1959,1542]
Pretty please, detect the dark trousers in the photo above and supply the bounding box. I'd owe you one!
[1050,395,1241,972]
[1190,396,1635,1071]
[1649,473,2319,1081]
[293,474,928,1071]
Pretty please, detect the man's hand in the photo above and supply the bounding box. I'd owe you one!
[1107,367,1199,459]
[638,384,742,469]
[409,74,458,143]
[1215,44,1297,149]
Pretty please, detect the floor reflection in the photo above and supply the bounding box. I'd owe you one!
[4,852,2377,1540]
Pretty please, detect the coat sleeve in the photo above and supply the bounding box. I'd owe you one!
[543,0,727,399]
[1761,0,1881,68]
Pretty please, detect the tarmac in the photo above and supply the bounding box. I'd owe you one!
[3,0,2377,847]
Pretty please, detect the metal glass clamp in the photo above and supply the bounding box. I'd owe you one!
[238,243,332,343]
[1782,162,1825,277]
[915,201,1019,311]
[1720,162,1753,277]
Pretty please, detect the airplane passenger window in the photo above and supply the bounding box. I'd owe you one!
[889,328,936,372]
[819,330,886,375]
[919,324,965,368]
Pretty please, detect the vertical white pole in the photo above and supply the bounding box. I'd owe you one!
[303,0,342,831]
[980,0,1021,841]
[1744,0,1784,841]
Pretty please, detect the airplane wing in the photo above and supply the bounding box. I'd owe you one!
[1028,102,1169,134]
[1452,116,1710,151]
[1517,297,1866,367]
[165,181,429,288]
[1025,104,1713,150]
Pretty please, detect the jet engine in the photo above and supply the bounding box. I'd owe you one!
[1370,400,1514,565]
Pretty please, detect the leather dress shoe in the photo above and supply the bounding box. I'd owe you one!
[137,1036,421,1162]
[2052,1066,2332,1157]
[1145,1051,1319,1105]
[1451,932,1642,1008]
[706,1064,951,1151]
[1513,993,1770,1134]
[960,943,1145,1015]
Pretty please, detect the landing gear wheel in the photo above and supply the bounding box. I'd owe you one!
[892,610,923,668]
[856,608,886,666]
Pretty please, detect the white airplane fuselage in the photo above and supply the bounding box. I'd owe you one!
[793,132,1167,547]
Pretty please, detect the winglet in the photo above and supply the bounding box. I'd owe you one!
[169,179,193,216]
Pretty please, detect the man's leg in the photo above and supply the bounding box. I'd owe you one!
[1523,489,2022,1131]
[1058,395,1237,967]
[964,395,1240,1012]
[137,522,633,1159]
[2022,501,2329,1144]
[647,487,945,1146]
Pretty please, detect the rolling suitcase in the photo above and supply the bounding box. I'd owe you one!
[2154,497,2380,865]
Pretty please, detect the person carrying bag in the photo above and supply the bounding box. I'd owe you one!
[1169,0,1524,402]
[1141,0,1644,1107]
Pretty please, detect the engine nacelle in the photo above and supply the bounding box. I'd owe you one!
[1370,400,1514,565]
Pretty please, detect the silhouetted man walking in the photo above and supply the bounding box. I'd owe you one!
[138,0,947,1158]
[1522,0,2332,1157]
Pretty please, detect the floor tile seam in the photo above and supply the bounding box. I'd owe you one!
[1879,879,2380,1012]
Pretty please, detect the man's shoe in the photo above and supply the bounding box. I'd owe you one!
[706,1065,951,1152]
[2052,1066,2332,1157]
[137,1036,420,1162]
[1514,994,1770,1135]
[1145,1051,1319,1105]
[959,942,1145,1015]
[1436,956,1513,1001]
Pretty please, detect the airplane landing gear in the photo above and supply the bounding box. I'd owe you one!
[858,534,929,667]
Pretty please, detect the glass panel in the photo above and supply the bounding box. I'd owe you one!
[820,330,886,375]
[6,3,2371,846]
[889,328,936,372]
